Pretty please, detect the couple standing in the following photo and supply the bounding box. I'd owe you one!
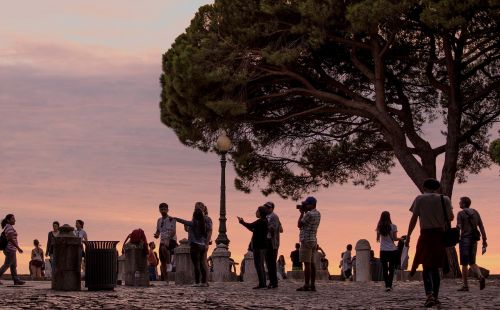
[238,201,282,289]
[154,202,213,286]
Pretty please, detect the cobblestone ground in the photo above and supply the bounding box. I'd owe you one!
[0,279,498,309]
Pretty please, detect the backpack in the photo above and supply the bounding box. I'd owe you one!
[465,210,481,242]
[0,230,8,250]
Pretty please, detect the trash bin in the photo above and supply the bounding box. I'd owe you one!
[84,241,119,291]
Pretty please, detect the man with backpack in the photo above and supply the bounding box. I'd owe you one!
[456,196,488,291]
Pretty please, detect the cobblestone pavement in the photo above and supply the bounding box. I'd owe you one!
[0,279,498,309]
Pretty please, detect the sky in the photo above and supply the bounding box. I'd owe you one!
[0,1,499,275]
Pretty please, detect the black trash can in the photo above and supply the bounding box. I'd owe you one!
[84,241,119,291]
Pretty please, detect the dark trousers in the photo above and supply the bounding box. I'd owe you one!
[0,250,20,282]
[253,248,267,287]
[265,247,278,287]
[190,243,207,284]
[423,267,441,298]
[380,250,398,288]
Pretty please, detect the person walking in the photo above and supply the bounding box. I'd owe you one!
[174,207,211,287]
[238,206,268,289]
[264,201,282,289]
[154,202,177,282]
[296,196,321,292]
[376,211,400,292]
[46,221,60,274]
[30,239,44,280]
[341,244,353,280]
[456,196,488,291]
[406,178,454,308]
[0,214,25,285]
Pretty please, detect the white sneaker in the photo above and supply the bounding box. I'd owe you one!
[191,283,200,287]
[200,282,209,287]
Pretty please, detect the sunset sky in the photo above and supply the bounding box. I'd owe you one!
[1,1,498,275]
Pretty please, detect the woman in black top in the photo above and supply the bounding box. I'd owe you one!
[238,206,268,289]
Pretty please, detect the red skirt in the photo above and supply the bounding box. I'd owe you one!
[410,228,446,275]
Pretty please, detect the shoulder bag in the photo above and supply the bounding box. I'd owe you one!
[441,195,459,247]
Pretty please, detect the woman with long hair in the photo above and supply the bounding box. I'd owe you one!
[237,206,268,289]
[376,211,399,291]
[277,255,287,280]
[174,207,210,287]
[46,221,60,274]
[0,214,25,285]
[30,239,44,279]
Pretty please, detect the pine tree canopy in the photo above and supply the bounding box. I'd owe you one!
[160,0,500,199]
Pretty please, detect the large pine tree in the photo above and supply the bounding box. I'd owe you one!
[160,0,500,200]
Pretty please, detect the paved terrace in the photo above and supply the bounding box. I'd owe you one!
[0,279,498,309]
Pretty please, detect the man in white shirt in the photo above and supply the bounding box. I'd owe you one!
[154,202,177,282]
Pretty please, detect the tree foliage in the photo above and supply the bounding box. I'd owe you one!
[160,0,500,199]
[490,138,500,164]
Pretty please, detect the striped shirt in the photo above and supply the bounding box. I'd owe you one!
[4,224,18,252]
[299,209,321,244]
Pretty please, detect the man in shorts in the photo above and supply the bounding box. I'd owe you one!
[456,196,487,291]
[153,203,176,282]
[296,196,321,291]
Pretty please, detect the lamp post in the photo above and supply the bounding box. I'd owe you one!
[215,131,232,246]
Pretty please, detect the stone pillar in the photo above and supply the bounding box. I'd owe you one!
[51,224,81,291]
[212,243,233,282]
[174,239,194,285]
[355,239,371,282]
[242,251,257,282]
[117,254,126,285]
[124,243,149,286]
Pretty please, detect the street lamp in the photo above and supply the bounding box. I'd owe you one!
[215,130,232,246]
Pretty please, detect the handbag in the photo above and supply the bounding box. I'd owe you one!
[441,195,459,247]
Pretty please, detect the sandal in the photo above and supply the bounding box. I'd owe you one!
[457,286,469,291]
[296,285,311,291]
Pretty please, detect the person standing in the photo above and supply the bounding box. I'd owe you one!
[297,196,321,292]
[277,255,287,280]
[238,206,268,289]
[46,221,60,274]
[147,242,159,281]
[264,201,282,289]
[341,244,353,280]
[456,196,487,291]
[30,239,44,279]
[406,178,454,308]
[195,202,212,282]
[376,211,399,292]
[290,243,302,271]
[174,207,210,287]
[0,214,25,285]
[74,219,88,276]
[154,202,177,282]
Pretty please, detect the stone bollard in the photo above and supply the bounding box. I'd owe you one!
[52,224,81,291]
[117,254,126,285]
[242,251,258,282]
[124,243,149,286]
[355,239,371,282]
[174,239,194,285]
[212,243,234,282]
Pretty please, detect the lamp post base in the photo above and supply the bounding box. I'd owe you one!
[211,244,237,282]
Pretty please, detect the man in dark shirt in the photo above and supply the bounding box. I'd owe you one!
[290,243,302,271]
[456,196,487,291]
